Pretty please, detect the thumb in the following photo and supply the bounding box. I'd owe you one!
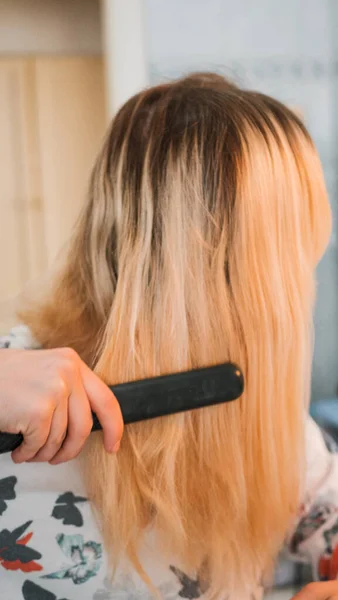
[12,419,52,463]
[79,360,124,452]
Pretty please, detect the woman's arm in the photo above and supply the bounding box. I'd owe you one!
[291,580,338,599]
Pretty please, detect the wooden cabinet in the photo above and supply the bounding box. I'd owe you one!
[0,57,106,333]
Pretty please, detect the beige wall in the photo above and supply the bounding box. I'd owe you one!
[101,0,149,116]
[0,0,102,55]
[0,0,150,334]
[0,57,106,333]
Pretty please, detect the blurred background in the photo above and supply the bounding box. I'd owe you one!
[0,2,337,596]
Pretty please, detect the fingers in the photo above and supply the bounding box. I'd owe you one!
[1,345,123,465]
[12,401,54,463]
[49,373,93,465]
[27,400,68,463]
[291,581,338,599]
[79,360,124,453]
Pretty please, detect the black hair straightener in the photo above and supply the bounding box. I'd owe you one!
[0,363,244,455]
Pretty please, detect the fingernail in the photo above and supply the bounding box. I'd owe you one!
[112,440,120,453]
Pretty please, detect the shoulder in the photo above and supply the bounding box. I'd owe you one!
[303,416,338,514]
[286,418,338,575]
[0,325,41,350]
[305,417,333,494]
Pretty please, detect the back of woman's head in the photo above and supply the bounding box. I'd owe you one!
[21,73,331,598]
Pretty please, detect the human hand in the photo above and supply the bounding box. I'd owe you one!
[0,347,123,464]
[290,581,338,599]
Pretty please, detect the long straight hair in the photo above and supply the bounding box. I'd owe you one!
[20,74,331,598]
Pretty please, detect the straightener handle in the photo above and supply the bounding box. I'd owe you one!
[0,362,244,455]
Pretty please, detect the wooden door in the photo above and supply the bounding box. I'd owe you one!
[0,57,106,333]
[35,57,106,264]
[0,59,39,332]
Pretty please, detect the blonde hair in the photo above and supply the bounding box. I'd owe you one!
[20,74,331,598]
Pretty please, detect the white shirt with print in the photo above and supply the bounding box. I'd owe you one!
[1,326,338,600]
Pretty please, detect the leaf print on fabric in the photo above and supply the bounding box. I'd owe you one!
[93,575,179,600]
[0,475,17,515]
[317,517,338,580]
[321,429,338,454]
[51,491,87,527]
[170,566,208,599]
[318,544,338,581]
[0,326,40,350]
[0,520,42,572]
[43,533,102,584]
[22,580,70,600]
[323,517,338,553]
[289,501,336,553]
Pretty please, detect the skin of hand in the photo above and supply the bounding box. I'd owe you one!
[290,581,338,599]
[0,347,123,464]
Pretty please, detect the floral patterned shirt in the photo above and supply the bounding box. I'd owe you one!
[1,326,338,600]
